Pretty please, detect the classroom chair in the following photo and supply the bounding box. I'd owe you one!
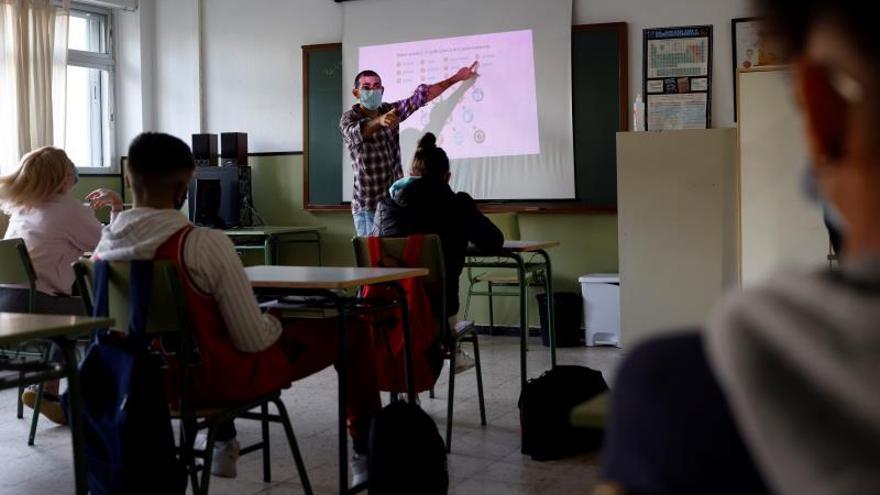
[73,260,312,495]
[462,213,546,335]
[0,238,51,446]
[353,235,487,452]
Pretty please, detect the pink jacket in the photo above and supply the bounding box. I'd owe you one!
[3,194,105,295]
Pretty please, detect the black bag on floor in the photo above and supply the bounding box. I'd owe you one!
[368,400,448,495]
[519,365,608,461]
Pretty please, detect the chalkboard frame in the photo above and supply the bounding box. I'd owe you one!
[303,42,348,211]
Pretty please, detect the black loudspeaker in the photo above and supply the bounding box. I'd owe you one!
[221,132,248,167]
[192,133,218,167]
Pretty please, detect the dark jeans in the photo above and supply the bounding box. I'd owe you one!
[601,333,769,495]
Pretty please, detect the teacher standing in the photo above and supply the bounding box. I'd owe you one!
[340,62,478,236]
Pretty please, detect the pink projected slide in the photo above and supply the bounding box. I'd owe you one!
[359,29,540,160]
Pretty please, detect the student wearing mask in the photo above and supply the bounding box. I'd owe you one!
[600,1,880,494]
[340,63,479,236]
[0,146,121,423]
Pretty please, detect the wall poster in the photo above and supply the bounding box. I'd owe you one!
[643,25,713,130]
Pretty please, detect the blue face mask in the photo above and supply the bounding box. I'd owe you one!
[359,89,383,111]
[71,163,79,185]
[802,166,847,233]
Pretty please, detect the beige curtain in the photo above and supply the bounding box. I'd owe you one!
[0,0,69,174]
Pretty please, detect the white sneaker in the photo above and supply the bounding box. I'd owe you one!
[194,435,240,478]
[453,347,476,374]
[351,453,369,486]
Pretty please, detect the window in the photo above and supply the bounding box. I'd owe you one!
[66,5,115,172]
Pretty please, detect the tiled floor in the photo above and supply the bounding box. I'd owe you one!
[0,336,623,495]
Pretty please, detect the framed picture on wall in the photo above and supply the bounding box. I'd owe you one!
[732,17,782,120]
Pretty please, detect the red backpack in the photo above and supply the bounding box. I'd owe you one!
[361,235,443,393]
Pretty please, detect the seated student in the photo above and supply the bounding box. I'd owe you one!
[91,132,381,482]
[0,146,122,424]
[373,132,504,371]
[601,0,880,494]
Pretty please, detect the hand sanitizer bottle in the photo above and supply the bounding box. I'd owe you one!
[633,94,645,131]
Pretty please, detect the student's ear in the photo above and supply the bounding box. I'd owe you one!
[352,88,360,100]
[795,58,848,163]
[444,172,452,184]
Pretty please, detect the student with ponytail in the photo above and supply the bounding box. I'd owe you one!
[373,132,503,372]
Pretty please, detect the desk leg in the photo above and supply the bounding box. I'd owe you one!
[336,304,349,494]
[57,338,87,495]
[315,231,323,267]
[538,250,557,368]
[263,235,277,265]
[515,254,528,390]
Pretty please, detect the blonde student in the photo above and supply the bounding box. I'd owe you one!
[0,146,122,422]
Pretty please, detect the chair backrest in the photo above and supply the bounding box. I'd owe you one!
[352,235,450,339]
[0,238,37,288]
[73,259,190,337]
[73,258,197,420]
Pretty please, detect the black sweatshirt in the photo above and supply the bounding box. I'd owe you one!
[373,177,504,315]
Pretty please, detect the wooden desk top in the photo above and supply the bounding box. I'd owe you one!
[502,240,560,252]
[225,226,327,236]
[0,313,114,346]
[468,240,561,255]
[245,266,428,290]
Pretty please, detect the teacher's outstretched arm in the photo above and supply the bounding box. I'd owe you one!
[426,61,479,101]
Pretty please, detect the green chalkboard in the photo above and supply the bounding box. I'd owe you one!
[303,26,627,210]
[303,43,345,209]
[572,23,627,208]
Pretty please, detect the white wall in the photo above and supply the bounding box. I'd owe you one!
[203,0,341,153]
[574,0,754,128]
[117,0,755,152]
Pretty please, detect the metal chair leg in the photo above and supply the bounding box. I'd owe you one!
[17,382,24,419]
[446,352,456,453]
[261,402,271,483]
[199,427,217,495]
[471,335,487,426]
[27,381,44,446]
[273,398,313,495]
[488,282,495,336]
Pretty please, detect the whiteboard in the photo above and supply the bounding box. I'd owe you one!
[738,67,829,287]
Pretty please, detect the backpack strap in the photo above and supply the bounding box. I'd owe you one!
[92,261,110,319]
[368,236,383,267]
[91,260,154,337]
[402,235,425,268]
[128,260,154,337]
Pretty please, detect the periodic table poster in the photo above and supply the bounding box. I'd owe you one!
[643,26,713,131]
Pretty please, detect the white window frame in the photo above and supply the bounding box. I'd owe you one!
[67,2,117,174]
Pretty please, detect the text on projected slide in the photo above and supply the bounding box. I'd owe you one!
[359,30,540,160]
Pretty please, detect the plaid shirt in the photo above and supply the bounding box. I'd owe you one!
[340,84,429,213]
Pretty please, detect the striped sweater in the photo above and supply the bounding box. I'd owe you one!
[92,207,281,352]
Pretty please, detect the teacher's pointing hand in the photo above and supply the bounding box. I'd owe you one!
[455,61,479,82]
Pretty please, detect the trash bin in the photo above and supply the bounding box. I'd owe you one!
[536,292,583,347]
[579,274,621,347]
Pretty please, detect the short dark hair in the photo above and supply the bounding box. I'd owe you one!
[354,70,381,88]
[411,133,449,179]
[127,132,194,191]
[755,0,879,62]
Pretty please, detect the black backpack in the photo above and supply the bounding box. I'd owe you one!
[368,400,449,494]
[519,365,609,461]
